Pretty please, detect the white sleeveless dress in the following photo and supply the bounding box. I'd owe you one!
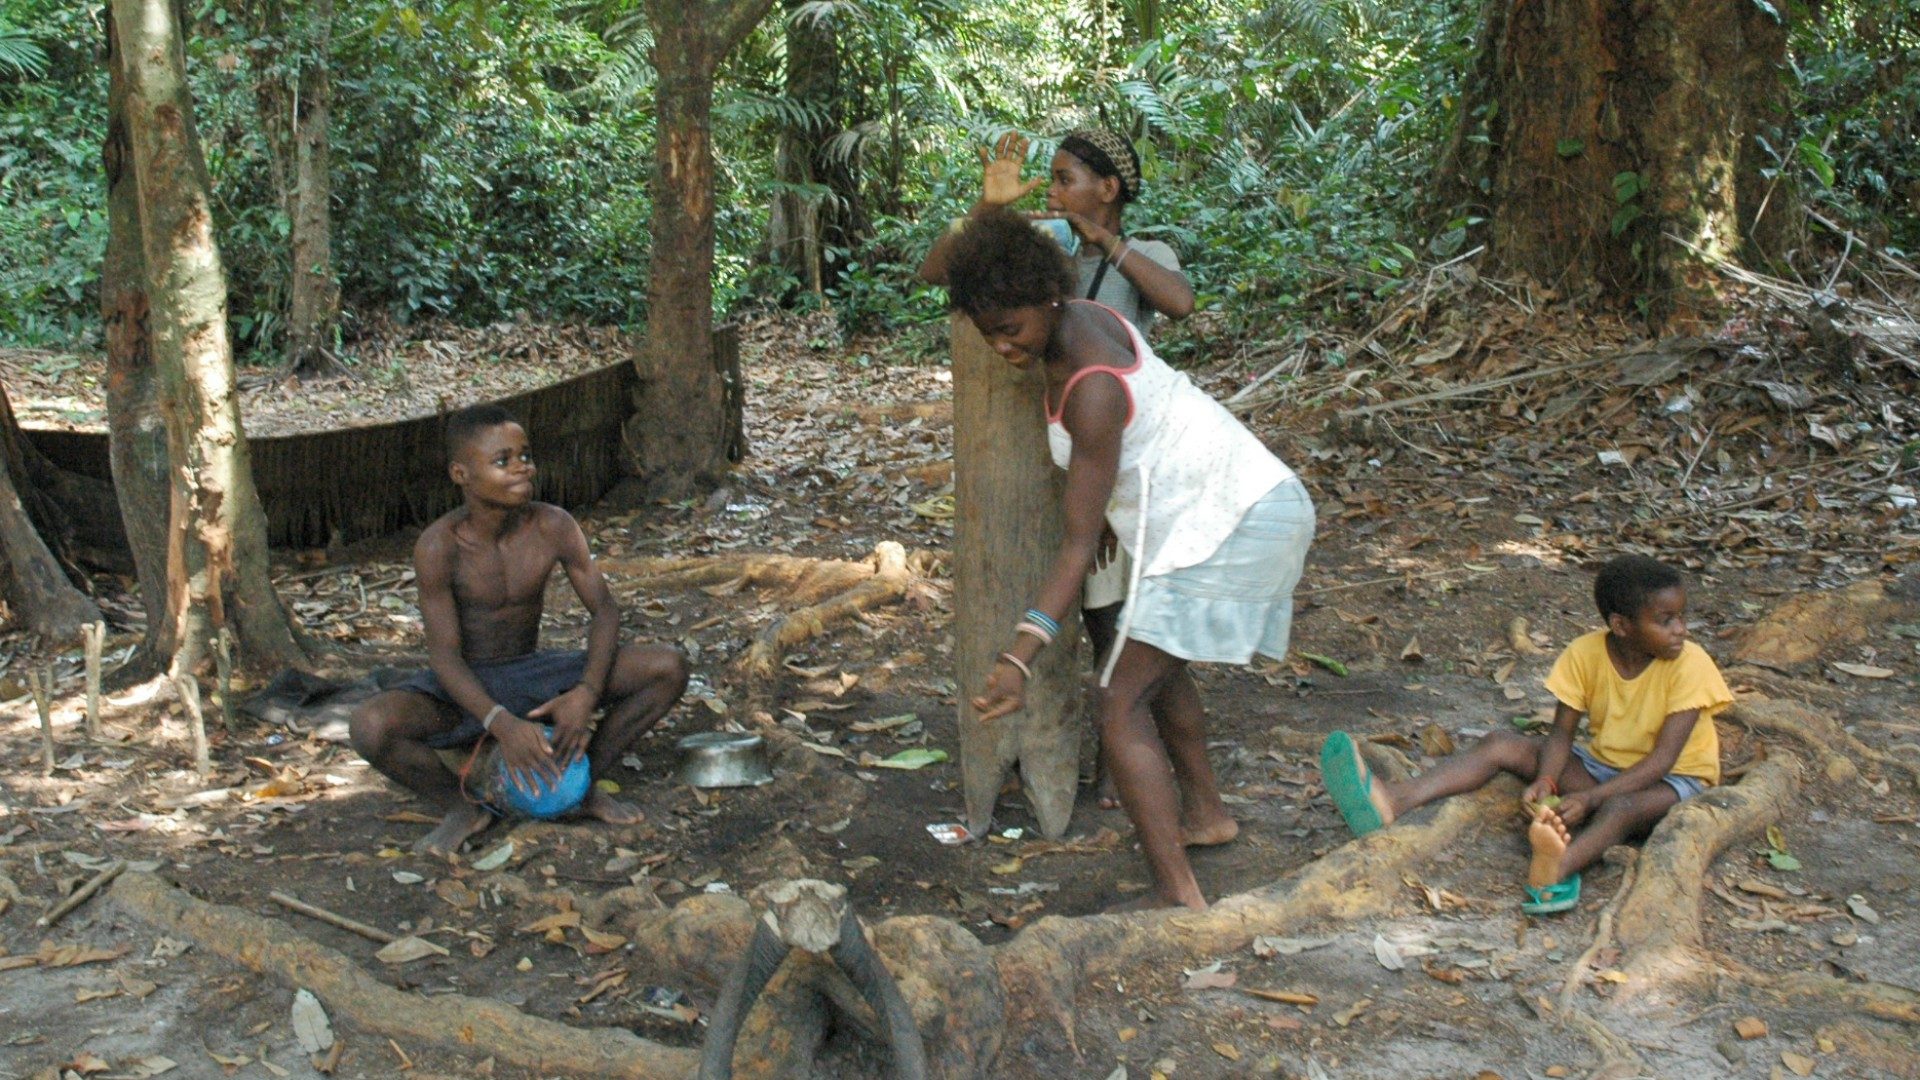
[1047,302,1315,683]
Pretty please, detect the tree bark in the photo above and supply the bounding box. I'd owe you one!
[1441,0,1797,325]
[766,0,865,299]
[247,0,343,377]
[952,315,1083,840]
[112,0,309,676]
[626,0,775,494]
[0,384,104,639]
[102,4,173,662]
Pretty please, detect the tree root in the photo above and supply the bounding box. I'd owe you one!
[1728,969,1920,1027]
[110,872,698,1079]
[1562,1006,1649,1080]
[1611,754,1802,984]
[735,542,937,685]
[1727,693,1920,792]
[992,781,1516,1051]
[1268,726,1417,782]
[1557,848,1639,1017]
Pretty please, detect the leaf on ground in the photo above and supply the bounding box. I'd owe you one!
[517,910,583,935]
[1211,1041,1241,1061]
[469,841,514,871]
[375,936,448,964]
[1182,961,1237,990]
[1781,1050,1816,1076]
[1240,987,1318,1006]
[1847,895,1881,923]
[1734,1016,1769,1039]
[1399,636,1424,663]
[1251,935,1336,958]
[866,748,948,770]
[1831,661,1895,679]
[291,989,334,1054]
[1372,934,1406,971]
[1299,652,1349,677]
[581,926,628,954]
[1419,724,1455,756]
[1333,998,1372,1027]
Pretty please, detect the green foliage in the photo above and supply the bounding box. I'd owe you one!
[1,0,1917,356]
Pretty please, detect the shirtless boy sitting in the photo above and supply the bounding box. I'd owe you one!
[350,404,688,855]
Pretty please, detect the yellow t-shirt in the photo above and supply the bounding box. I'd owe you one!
[1544,630,1732,785]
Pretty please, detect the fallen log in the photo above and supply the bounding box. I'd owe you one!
[110,872,699,1079]
[1611,754,1802,984]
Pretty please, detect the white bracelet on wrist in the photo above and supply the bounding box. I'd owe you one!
[482,704,507,733]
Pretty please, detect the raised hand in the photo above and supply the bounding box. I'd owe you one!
[979,132,1045,208]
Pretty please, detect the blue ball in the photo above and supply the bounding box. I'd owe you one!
[494,734,592,819]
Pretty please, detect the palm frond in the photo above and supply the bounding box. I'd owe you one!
[0,19,49,79]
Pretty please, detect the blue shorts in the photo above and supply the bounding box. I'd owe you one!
[390,650,588,749]
[1571,744,1710,801]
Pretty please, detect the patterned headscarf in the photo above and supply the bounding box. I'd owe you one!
[1057,128,1142,203]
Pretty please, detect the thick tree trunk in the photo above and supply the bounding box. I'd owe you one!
[285,0,341,375]
[102,6,172,662]
[1441,0,1796,325]
[626,0,774,494]
[0,384,104,639]
[250,0,343,377]
[766,0,864,299]
[952,316,1083,840]
[112,0,308,676]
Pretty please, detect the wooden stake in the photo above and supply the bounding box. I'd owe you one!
[38,860,125,928]
[270,890,398,944]
[213,626,236,730]
[173,671,209,776]
[82,621,105,738]
[30,668,54,777]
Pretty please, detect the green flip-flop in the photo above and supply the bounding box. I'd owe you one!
[1318,731,1385,837]
[1521,873,1582,915]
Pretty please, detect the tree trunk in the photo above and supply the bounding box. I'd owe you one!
[767,0,864,300]
[1441,0,1796,325]
[952,316,1083,840]
[626,0,775,495]
[0,384,105,639]
[112,0,309,676]
[102,4,173,661]
[250,0,343,377]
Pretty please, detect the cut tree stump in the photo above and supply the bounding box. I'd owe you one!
[951,314,1083,840]
[110,872,698,1079]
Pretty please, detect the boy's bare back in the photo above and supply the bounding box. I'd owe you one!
[415,502,582,665]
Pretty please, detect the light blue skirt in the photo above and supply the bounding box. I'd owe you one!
[1123,477,1315,665]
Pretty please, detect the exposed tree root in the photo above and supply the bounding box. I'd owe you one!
[1563,1006,1650,1080]
[735,542,936,684]
[991,781,1516,1051]
[110,872,698,1079]
[1729,969,1920,1027]
[1268,726,1417,782]
[1611,754,1802,984]
[1558,848,1639,1017]
[1727,694,1920,790]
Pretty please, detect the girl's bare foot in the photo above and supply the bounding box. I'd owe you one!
[1528,810,1572,888]
[414,804,494,856]
[1106,889,1206,913]
[582,788,645,826]
[1180,816,1239,847]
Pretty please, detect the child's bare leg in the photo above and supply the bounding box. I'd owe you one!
[350,692,494,855]
[1537,787,1679,884]
[1100,641,1206,911]
[1374,730,1547,821]
[580,644,689,825]
[1148,668,1237,846]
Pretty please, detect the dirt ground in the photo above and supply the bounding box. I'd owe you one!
[4,291,1920,1079]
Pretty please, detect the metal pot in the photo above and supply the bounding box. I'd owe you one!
[675,731,774,788]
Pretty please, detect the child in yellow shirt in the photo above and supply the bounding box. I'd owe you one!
[1317,555,1732,914]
